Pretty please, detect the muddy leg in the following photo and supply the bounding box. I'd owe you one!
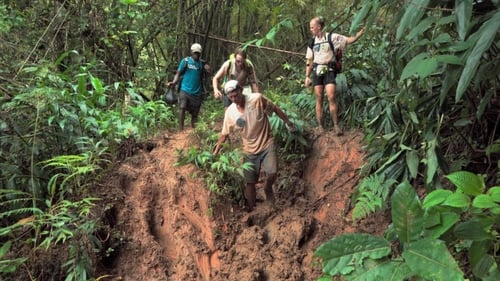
[191,113,198,128]
[326,84,342,135]
[179,109,186,131]
[314,85,324,130]
[263,173,276,204]
[244,183,256,211]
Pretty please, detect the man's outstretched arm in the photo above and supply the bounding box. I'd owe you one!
[346,27,366,45]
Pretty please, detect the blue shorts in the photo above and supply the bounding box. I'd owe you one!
[243,143,277,184]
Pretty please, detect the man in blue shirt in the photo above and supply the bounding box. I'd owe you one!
[168,43,211,130]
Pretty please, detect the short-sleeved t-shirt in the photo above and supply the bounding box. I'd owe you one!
[220,58,257,87]
[178,56,205,96]
[221,93,275,154]
[306,32,347,65]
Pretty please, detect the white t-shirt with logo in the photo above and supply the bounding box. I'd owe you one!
[306,32,347,65]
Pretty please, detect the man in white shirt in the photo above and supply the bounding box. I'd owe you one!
[305,16,365,135]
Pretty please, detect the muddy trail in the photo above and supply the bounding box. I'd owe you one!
[93,128,388,281]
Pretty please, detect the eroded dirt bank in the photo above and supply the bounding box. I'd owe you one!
[94,129,386,280]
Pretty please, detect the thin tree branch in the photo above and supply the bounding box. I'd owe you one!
[14,0,68,80]
[189,31,304,57]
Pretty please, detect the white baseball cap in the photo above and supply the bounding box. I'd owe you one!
[224,80,240,94]
[190,43,202,53]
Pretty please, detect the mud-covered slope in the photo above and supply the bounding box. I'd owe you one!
[94,129,385,281]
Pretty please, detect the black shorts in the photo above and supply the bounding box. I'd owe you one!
[179,91,202,116]
[312,65,337,86]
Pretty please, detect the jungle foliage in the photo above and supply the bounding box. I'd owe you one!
[0,0,498,280]
[314,1,500,280]
[316,171,500,281]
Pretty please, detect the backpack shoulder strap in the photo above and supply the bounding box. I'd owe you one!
[308,36,315,50]
[226,58,233,77]
[180,57,190,74]
[308,34,332,50]
[327,32,334,51]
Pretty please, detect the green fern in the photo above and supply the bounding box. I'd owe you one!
[175,145,250,198]
[0,189,41,223]
[351,174,396,222]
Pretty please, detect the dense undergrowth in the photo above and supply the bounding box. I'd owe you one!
[1,1,499,280]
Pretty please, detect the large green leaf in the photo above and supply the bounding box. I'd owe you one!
[391,181,424,243]
[456,0,473,40]
[446,171,485,196]
[432,33,453,45]
[350,0,373,34]
[473,194,498,208]
[348,259,412,281]
[406,16,436,40]
[405,149,419,179]
[396,0,430,40]
[375,149,403,174]
[439,65,461,106]
[422,189,453,209]
[403,239,464,281]
[423,211,460,239]
[400,53,438,81]
[442,40,475,52]
[472,254,500,281]
[454,218,495,241]
[424,139,439,185]
[314,233,391,276]
[434,54,463,65]
[487,186,500,202]
[443,192,470,208]
[469,240,490,268]
[456,11,500,102]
